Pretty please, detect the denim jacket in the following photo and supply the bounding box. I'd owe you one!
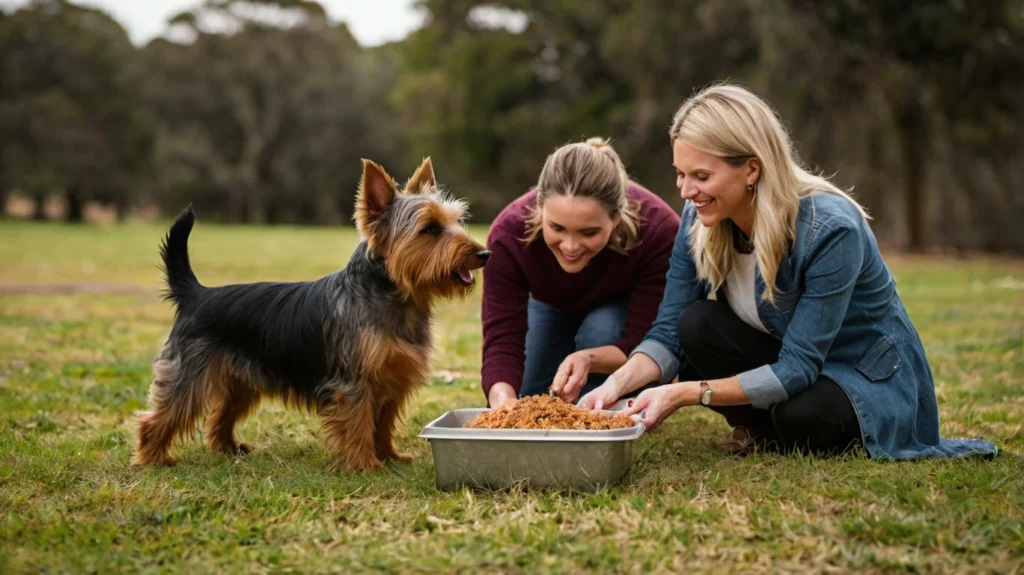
[633,193,997,460]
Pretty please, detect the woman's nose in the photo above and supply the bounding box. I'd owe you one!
[679,181,697,200]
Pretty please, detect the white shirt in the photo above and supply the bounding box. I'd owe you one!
[723,249,769,334]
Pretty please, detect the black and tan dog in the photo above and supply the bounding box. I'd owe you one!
[132,159,488,472]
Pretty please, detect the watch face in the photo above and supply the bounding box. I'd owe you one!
[701,388,712,405]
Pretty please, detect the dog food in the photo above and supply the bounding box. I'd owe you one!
[466,395,635,430]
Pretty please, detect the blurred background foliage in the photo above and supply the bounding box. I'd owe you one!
[1,0,1022,252]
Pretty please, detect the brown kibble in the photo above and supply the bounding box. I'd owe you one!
[467,395,634,430]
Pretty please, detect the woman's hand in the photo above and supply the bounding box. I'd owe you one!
[487,382,518,409]
[622,382,695,430]
[551,351,594,403]
[575,372,626,411]
[579,353,662,410]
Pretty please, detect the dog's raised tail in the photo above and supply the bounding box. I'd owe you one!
[160,205,202,307]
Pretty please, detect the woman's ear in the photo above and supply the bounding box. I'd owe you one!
[746,157,762,187]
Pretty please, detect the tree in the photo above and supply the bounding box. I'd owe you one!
[143,0,404,224]
[779,0,1024,251]
[0,0,153,221]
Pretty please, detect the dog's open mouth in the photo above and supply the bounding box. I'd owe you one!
[454,268,475,286]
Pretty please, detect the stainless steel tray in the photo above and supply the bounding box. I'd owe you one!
[418,408,645,492]
[579,398,633,412]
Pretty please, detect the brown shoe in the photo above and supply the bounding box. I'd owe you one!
[718,427,755,455]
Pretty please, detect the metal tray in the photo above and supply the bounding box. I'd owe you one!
[580,397,633,412]
[418,408,645,492]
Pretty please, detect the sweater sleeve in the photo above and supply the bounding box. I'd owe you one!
[611,212,680,356]
[480,228,531,398]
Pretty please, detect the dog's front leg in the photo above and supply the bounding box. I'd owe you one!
[321,388,384,472]
[375,398,412,463]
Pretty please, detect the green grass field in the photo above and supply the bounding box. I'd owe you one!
[1,220,1022,574]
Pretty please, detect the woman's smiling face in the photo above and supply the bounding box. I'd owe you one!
[541,195,619,273]
[672,139,760,233]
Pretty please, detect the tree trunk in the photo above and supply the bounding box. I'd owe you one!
[865,129,885,230]
[114,197,128,223]
[32,192,47,220]
[227,185,245,223]
[65,185,84,223]
[896,102,928,252]
[937,142,961,253]
[246,188,265,224]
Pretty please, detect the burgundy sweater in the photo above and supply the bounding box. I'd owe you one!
[481,183,681,396]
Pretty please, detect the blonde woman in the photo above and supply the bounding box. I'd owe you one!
[579,85,996,459]
[482,138,680,409]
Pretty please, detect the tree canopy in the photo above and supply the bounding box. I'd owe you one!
[1,0,1021,251]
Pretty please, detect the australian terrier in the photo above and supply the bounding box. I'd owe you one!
[132,158,489,472]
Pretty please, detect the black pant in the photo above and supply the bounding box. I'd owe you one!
[677,300,862,455]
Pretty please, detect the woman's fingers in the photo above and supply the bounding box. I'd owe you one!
[642,411,658,429]
[563,367,586,397]
[578,372,624,411]
[638,398,661,428]
[558,380,581,404]
[554,355,589,404]
[622,395,647,417]
[577,392,596,410]
[579,388,607,410]
[550,362,570,394]
[622,390,664,429]
[648,398,676,429]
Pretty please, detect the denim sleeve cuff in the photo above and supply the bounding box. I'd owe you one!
[630,340,679,385]
[736,364,789,410]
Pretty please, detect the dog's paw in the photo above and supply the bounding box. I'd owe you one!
[235,443,253,455]
[131,453,177,467]
[388,452,414,464]
[345,457,386,473]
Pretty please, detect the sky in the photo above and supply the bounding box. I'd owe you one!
[0,0,426,46]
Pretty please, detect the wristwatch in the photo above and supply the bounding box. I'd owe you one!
[698,380,713,406]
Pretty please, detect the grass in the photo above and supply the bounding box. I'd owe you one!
[1,219,1022,574]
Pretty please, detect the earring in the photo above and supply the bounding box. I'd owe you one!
[747,184,755,192]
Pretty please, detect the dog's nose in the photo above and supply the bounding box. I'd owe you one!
[475,250,491,264]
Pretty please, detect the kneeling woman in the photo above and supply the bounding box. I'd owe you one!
[482,138,680,408]
[581,85,996,460]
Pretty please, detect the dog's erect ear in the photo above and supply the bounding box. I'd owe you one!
[404,157,435,195]
[355,160,398,249]
[357,159,397,217]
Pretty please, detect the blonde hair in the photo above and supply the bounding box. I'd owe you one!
[523,137,641,254]
[669,84,869,304]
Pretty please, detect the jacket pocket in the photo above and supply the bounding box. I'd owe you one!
[856,334,900,382]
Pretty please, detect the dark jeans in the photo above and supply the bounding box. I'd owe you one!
[678,300,862,455]
[519,297,627,398]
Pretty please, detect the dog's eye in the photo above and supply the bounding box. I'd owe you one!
[422,224,441,235]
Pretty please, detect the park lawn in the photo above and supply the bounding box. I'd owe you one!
[0,219,1022,574]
